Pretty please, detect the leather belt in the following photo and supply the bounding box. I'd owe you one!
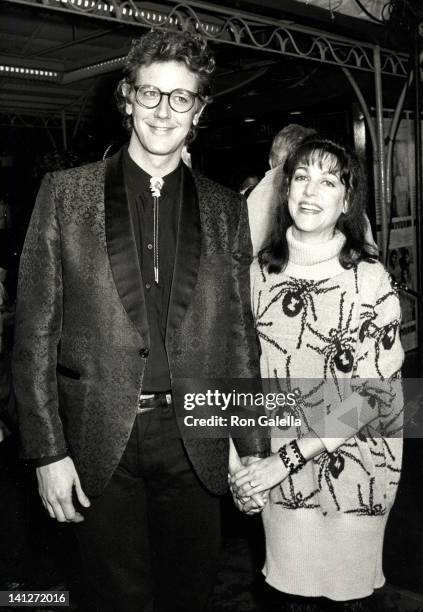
[137,391,172,414]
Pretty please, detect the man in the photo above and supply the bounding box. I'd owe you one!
[247,124,316,256]
[13,30,267,612]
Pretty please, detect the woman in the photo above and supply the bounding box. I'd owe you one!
[232,137,404,611]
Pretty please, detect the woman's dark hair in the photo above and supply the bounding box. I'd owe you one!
[116,29,215,135]
[261,136,378,274]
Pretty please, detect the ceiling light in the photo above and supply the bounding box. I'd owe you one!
[0,64,58,79]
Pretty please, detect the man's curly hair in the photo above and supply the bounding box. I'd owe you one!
[116,29,215,135]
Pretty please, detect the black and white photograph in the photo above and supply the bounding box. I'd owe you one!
[0,1,423,612]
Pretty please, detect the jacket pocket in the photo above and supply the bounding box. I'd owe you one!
[56,363,81,380]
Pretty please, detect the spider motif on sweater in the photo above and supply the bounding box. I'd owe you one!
[269,358,325,436]
[256,275,340,349]
[276,475,320,511]
[306,292,358,399]
[313,444,370,511]
[359,299,401,379]
[345,477,387,516]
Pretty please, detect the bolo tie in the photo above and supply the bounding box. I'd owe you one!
[149,176,164,284]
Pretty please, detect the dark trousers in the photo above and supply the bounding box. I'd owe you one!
[74,401,221,612]
[0,435,25,585]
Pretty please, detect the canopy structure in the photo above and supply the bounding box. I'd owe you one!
[1,0,422,351]
[0,1,409,116]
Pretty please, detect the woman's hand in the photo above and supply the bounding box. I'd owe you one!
[231,453,289,496]
[228,439,267,514]
[228,477,267,515]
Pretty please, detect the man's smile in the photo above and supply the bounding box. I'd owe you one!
[147,123,176,134]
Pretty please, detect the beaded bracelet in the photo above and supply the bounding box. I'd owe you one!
[278,440,306,475]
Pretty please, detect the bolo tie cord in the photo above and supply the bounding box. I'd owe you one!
[153,195,159,284]
[149,177,164,285]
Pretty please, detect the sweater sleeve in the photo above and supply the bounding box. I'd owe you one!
[250,260,258,323]
[315,267,404,453]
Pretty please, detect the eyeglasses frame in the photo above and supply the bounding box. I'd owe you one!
[132,84,202,113]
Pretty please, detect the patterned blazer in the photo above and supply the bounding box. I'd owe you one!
[12,148,267,497]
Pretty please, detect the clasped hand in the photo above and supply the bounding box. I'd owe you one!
[230,453,289,511]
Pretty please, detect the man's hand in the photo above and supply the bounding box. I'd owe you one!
[228,444,268,514]
[228,476,267,515]
[231,453,289,497]
[36,457,90,523]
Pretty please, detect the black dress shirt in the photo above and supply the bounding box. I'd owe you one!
[123,148,181,392]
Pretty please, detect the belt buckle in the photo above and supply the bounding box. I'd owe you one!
[137,393,156,414]
[136,392,172,414]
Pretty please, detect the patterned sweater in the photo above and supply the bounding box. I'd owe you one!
[251,228,404,516]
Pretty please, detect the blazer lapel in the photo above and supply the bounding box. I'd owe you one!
[166,164,201,340]
[104,149,149,344]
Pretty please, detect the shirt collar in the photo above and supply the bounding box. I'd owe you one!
[123,146,182,198]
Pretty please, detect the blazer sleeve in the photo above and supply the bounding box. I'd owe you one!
[231,195,270,458]
[12,173,67,460]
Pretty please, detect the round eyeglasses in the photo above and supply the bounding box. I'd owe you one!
[133,85,200,113]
